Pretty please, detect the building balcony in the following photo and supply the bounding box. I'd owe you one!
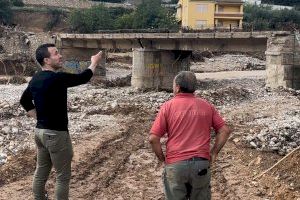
[215,0,244,5]
[214,12,243,19]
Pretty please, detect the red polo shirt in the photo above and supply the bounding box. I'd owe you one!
[150,93,225,164]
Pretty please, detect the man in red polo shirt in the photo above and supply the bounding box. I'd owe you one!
[149,71,231,200]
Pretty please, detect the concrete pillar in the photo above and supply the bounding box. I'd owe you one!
[60,48,106,77]
[265,33,300,89]
[131,48,191,90]
[215,19,219,27]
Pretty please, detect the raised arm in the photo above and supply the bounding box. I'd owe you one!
[60,51,103,88]
[88,51,103,74]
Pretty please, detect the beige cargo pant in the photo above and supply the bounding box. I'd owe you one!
[33,128,73,200]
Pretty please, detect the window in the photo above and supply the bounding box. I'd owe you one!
[218,6,224,12]
[217,21,223,27]
[196,4,208,13]
[196,20,207,28]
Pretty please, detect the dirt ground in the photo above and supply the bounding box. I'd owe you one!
[0,55,299,200]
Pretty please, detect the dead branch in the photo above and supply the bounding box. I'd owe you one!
[253,146,300,180]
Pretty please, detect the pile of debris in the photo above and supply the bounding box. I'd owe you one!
[191,54,265,72]
[245,110,300,155]
[196,87,252,106]
[91,73,132,88]
[0,25,54,77]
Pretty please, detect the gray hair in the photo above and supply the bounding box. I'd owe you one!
[174,71,197,93]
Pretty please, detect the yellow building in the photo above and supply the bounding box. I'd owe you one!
[176,0,244,29]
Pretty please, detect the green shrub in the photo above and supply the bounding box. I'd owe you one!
[68,0,179,33]
[68,5,114,33]
[244,4,300,30]
[11,0,24,7]
[46,8,66,31]
[261,0,300,7]
[115,13,135,29]
[129,0,178,30]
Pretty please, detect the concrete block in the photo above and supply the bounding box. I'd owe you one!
[61,39,73,47]
[267,55,282,65]
[72,40,86,48]
[282,80,293,88]
[266,78,279,88]
[291,81,300,90]
[132,48,190,90]
[86,40,98,48]
[61,48,100,60]
[215,32,232,38]
[282,53,294,65]
[283,65,300,80]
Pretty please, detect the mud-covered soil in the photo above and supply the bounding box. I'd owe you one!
[0,54,299,200]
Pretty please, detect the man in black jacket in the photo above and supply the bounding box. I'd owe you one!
[20,43,103,200]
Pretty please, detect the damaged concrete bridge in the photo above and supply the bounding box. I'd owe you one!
[56,31,300,90]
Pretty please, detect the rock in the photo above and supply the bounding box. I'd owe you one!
[250,141,257,148]
[2,126,11,134]
[0,152,7,165]
[233,138,240,144]
[255,156,262,165]
[111,101,118,109]
[12,127,19,134]
[252,181,258,187]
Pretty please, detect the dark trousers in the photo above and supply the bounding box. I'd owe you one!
[33,129,73,200]
[163,158,211,200]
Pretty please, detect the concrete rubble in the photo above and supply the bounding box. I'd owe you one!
[0,80,299,165]
[191,54,266,72]
[246,110,300,155]
[0,25,54,77]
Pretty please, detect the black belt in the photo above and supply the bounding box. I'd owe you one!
[187,157,208,161]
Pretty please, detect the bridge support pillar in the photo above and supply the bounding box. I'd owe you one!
[131,48,191,90]
[266,33,300,89]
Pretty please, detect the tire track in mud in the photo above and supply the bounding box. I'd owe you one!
[211,140,279,200]
[0,106,154,200]
[211,140,255,200]
[212,167,241,200]
[69,108,153,199]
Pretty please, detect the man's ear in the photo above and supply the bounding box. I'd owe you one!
[176,85,180,93]
[44,58,49,65]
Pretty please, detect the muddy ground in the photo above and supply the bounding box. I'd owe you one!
[0,54,299,200]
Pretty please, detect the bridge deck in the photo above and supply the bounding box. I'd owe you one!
[56,31,291,53]
[57,31,290,40]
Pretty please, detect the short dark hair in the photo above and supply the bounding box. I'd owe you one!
[174,71,197,93]
[35,43,55,66]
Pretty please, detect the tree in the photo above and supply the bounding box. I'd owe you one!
[11,0,24,7]
[262,0,300,7]
[68,5,114,33]
[131,0,178,30]
[0,0,12,24]
[115,13,135,29]
[243,4,300,30]
[68,0,179,32]
[46,8,66,31]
